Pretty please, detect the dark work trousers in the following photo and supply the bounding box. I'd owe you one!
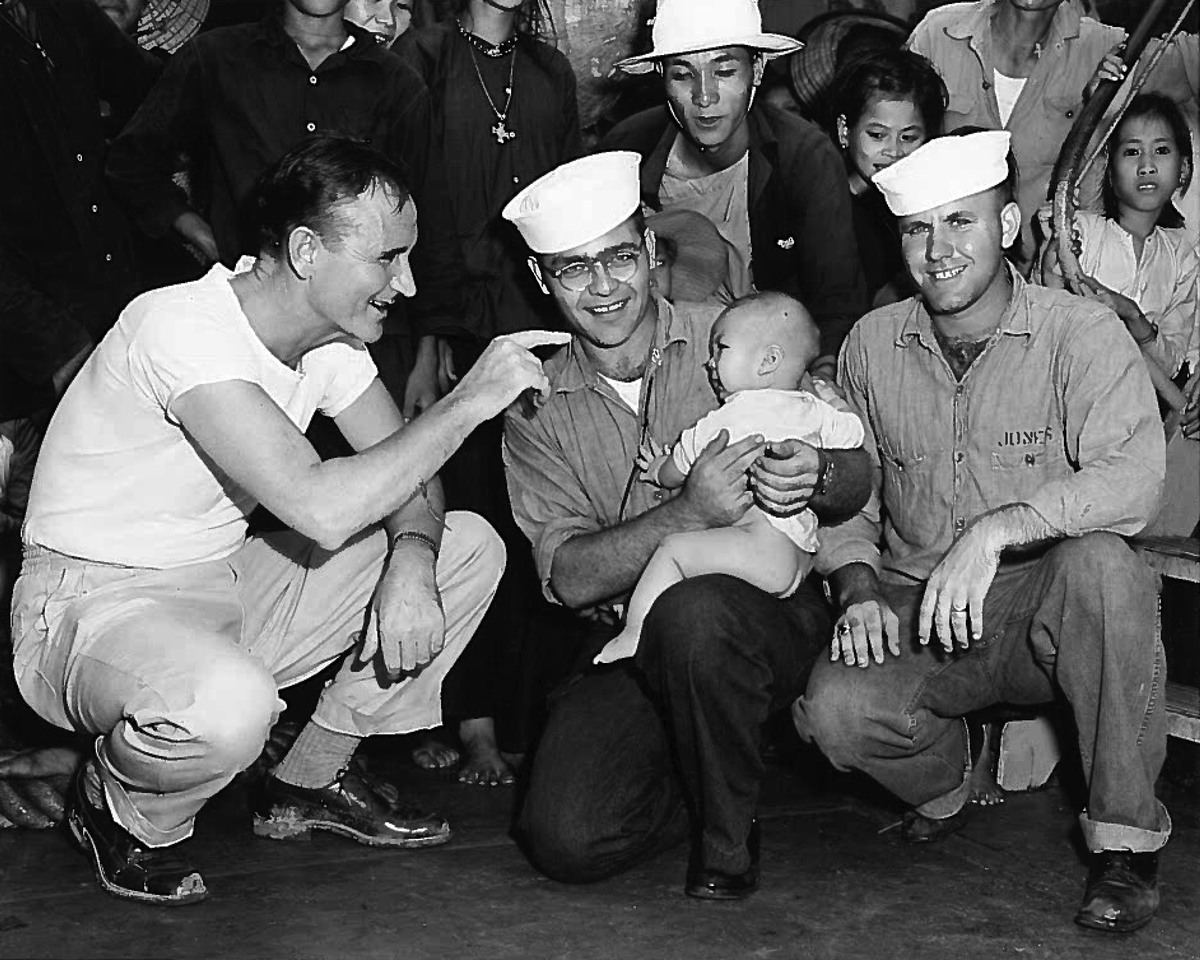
[518,573,832,881]
[796,533,1169,852]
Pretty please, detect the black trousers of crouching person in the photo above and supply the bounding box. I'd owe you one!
[518,573,831,879]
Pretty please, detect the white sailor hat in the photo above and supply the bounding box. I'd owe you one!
[872,130,1013,217]
[502,151,642,254]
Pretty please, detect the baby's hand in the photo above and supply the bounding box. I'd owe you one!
[636,437,666,474]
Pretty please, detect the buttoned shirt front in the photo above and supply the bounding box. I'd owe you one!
[0,0,160,419]
[823,269,1165,584]
[908,1,1123,259]
[503,296,722,603]
[106,14,463,338]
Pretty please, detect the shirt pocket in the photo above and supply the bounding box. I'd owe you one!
[945,83,984,129]
[1042,93,1081,130]
[990,444,1052,503]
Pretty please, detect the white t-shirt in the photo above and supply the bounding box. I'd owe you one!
[598,374,643,412]
[993,70,1028,127]
[24,260,378,568]
[670,387,864,552]
[660,144,755,299]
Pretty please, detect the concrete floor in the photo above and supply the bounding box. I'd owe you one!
[0,736,1196,960]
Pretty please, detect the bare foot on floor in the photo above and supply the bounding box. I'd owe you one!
[412,733,459,771]
[456,717,514,787]
[968,722,1005,806]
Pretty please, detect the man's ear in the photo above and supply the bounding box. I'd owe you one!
[752,54,765,87]
[528,256,549,296]
[287,225,320,281]
[758,343,782,375]
[645,227,657,266]
[836,114,850,151]
[999,201,1022,249]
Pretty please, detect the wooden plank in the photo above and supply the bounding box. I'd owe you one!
[1132,535,1200,583]
[1166,681,1200,743]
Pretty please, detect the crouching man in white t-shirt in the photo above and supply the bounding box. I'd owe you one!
[10,136,566,906]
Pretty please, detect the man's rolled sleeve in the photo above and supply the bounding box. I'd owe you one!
[502,410,601,602]
[1024,311,1166,537]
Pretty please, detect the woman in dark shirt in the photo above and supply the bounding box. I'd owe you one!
[396,0,581,787]
[829,49,947,308]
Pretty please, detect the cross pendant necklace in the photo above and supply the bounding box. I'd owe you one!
[465,35,517,146]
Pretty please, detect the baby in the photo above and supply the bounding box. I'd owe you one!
[595,291,864,665]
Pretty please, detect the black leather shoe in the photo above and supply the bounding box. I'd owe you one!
[253,769,450,848]
[66,759,208,906]
[1074,851,1160,933]
[901,806,970,844]
[685,820,760,901]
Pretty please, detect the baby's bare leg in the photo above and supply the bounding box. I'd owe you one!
[594,523,805,665]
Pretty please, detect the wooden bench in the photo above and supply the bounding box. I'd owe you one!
[1132,535,1200,744]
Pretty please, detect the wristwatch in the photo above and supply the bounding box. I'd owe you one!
[813,449,834,497]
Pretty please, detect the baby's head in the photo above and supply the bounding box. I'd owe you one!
[706,292,820,401]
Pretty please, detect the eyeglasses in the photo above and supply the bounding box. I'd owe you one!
[546,238,646,292]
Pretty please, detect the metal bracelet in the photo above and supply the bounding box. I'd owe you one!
[390,530,439,557]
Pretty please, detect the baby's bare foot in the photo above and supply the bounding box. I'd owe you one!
[457,718,514,787]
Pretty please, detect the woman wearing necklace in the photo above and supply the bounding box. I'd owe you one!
[395,0,581,788]
[908,0,1125,274]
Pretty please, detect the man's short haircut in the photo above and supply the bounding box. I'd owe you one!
[830,47,948,137]
[249,135,411,256]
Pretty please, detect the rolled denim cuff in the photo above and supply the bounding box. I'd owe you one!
[914,719,971,820]
[1080,802,1172,854]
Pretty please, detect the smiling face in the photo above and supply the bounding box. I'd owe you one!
[1005,0,1064,11]
[304,185,417,344]
[344,0,396,41]
[662,47,763,155]
[537,219,654,353]
[898,188,1021,319]
[287,0,351,18]
[1109,114,1186,219]
[839,96,928,192]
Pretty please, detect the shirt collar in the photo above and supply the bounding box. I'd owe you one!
[945,0,1081,45]
[555,295,690,394]
[896,262,1032,348]
[251,14,374,59]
